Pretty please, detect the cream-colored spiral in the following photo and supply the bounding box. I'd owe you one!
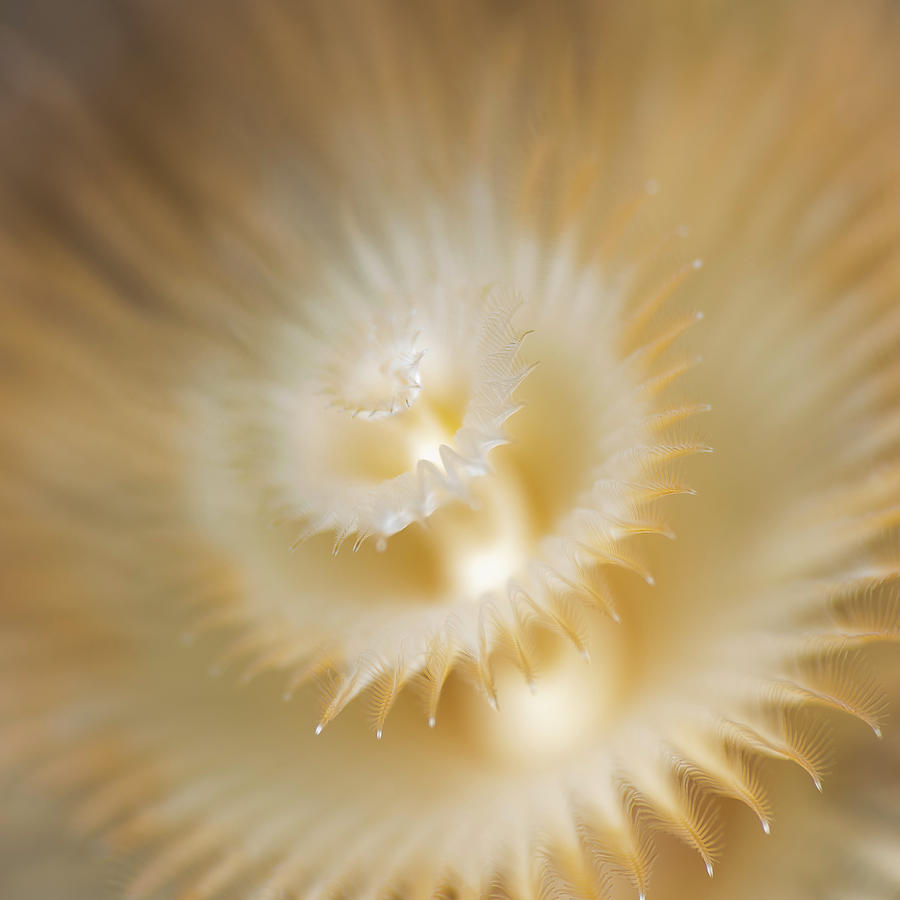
[1,1,899,899]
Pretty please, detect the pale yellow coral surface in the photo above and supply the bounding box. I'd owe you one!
[1,1,899,898]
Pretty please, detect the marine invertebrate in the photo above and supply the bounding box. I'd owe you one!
[1,0,899,898]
